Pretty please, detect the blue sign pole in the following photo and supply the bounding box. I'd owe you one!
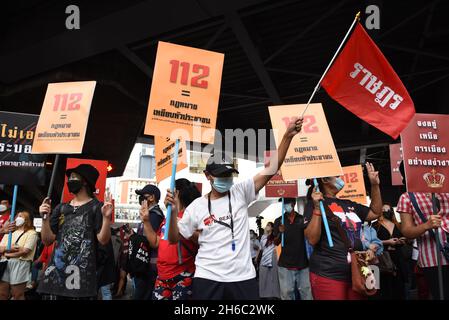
[164,139,180,240]
[313,178,333,247]
[6,185,19,251]
[281,197,285,247]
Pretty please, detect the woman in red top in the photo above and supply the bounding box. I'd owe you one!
[140,178,201,300]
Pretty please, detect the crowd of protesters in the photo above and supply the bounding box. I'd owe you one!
[0,116,448,300]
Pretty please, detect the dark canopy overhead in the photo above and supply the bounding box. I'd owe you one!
[1,0,448,209]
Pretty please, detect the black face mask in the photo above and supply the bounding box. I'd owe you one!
[383,210,393,220]
[67,179,83,194]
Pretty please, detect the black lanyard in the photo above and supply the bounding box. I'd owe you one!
[207,192,235,251]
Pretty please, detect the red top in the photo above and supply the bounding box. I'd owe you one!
[157,210,198,280]
[0,213,10,242]
[38,243,55,267]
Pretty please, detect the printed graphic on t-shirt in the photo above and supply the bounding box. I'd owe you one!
[38,202,99,297]
[43,213,94,291]
[328,202,362,247]
[203,215,216,227]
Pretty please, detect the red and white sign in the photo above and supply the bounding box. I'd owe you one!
[62,158,109,202]
[321,23,415,139]
[389,143,404,186]
[264,150,298,198]
[401,114,449,193]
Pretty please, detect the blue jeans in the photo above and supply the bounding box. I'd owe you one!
[278,267,313,300]
[100,284,113,300]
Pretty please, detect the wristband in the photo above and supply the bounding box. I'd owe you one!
[313,209,322,217]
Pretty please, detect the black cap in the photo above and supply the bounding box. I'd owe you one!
[205,152,239,177]
[278,197,296,204]
[66,164,99,191]
[135,184,161,201]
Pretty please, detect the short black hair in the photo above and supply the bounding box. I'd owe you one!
[175,178,201,209]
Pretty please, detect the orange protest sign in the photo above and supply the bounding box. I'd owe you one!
[31,81,96,154]
[268,103,342,181]
[144,42,224,144]
[155,136,188,183]
[338,165,367,205]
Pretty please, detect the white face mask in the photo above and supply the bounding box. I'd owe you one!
[15,216,25,227]
[284,203,294,213]
[0,205,7,213]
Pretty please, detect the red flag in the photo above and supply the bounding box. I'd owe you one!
[321,23,415,139]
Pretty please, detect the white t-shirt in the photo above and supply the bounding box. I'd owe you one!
[178,178,258,282]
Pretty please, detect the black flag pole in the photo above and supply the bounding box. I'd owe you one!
[43,154,60,219]
[431,192,444,300]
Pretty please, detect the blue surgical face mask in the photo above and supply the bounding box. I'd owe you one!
[284,203,293,213]
[212,177,234,193]
[334,177,345,191]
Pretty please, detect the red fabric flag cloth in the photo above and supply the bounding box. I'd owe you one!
[321,22,415,139]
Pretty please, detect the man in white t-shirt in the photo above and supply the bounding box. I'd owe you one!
[167,117,303,300]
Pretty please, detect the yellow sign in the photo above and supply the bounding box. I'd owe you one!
[268,103,342,181]
[32,81,96,154]
[154,136,188,183]
[144,41,224,144]
[339,165,367,205]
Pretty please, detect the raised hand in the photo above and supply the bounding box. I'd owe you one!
[101,202,113,220]
[139,200,149,223]
[39,197,52,218]
[285,117,304,139]
[311,186,324,209]
[365,162,380,186]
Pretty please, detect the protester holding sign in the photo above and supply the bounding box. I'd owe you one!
[139,178,200,300]
[273,198,312,300]
[37,164,112,300]
[0,210,38,300]
[128,184,164,300]
[304,162,382,300]
[166,117,303,300]
[396,163,449,300]
[0,200,15,242]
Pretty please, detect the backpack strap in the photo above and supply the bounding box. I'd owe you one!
[408,192,442,247]
[177,240,195,265]
[14,231,26,245]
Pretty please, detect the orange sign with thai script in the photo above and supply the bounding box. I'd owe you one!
[338,165,367,205]
[144,42,224,144]
[31,81,96,154]
[154,136,188,182]
[268,103,342,181]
